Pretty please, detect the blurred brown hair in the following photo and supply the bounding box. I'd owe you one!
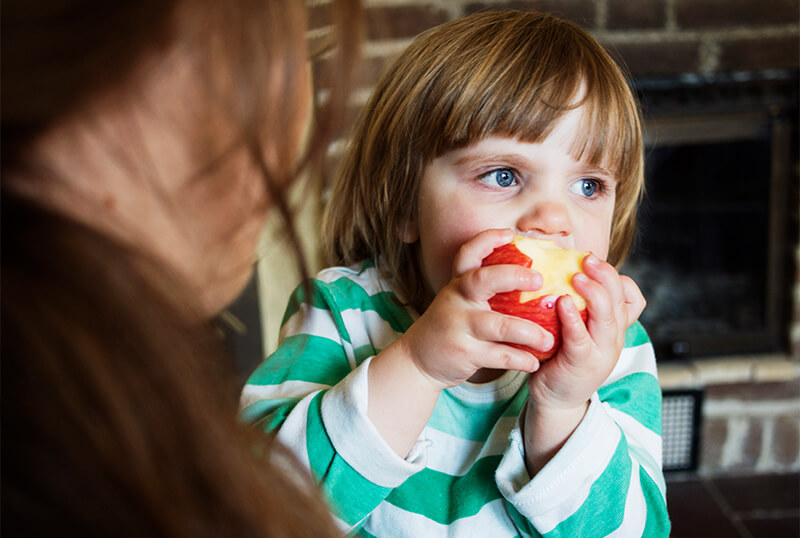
[1,0,361,535]
[323,10,643,311]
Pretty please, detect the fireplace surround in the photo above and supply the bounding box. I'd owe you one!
[626,70,798,360]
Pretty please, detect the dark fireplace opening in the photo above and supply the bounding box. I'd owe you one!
[625,71,798,359]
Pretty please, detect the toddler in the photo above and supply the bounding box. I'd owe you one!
[242,10,670,537]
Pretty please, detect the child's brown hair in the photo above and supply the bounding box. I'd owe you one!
[323,10,643,310]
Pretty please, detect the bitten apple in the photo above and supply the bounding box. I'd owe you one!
[481,235,589,360]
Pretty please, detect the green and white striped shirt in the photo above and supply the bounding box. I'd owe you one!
[241,261,670,537]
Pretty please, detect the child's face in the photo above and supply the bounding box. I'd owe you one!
[406,105,617,303]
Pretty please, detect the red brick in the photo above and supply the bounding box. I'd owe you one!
[313,54,388,91]
[603,40,700,77]
[464,0,597,28]
[741,418,763,469]
[675,0,799,29]
[774,416,800,466]
[705,380,800,401]
[608,0,667,29]
[364,5,449,40]
[717,36,800,72]
[701,418,727,470]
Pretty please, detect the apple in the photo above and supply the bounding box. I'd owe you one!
[481,236,589,360]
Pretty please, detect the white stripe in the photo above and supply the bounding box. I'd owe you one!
[606,406,663,470]
[316,264,387,296]
[606,453,647,537]
[339,307,402,353]
[604,343,658,386]
[240,380,329,408]
[280,303,340,343]
[273,390,321,473]
[424,416,517,476]
[361,497,519,538]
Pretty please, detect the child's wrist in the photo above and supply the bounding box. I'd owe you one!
[374,339,445,395]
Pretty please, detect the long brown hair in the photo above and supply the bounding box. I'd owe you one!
[323,10,643,311]
[1,0,360,535]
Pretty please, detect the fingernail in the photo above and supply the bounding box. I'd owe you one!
[584,254,600,266]
[558,295,579,319]
[541,332,554,349]
[573,273,590,285]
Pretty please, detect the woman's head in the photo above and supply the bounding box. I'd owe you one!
[3,0,359,314]
[2,0,360,535]
[324,10,643,309]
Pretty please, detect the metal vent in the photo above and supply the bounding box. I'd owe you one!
[662,389,704,472]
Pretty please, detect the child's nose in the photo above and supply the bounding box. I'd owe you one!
[516,200,572,239]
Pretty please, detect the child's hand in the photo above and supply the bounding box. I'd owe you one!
[398,229,555,391]
[522,255,645,474]
[527,255,645,411]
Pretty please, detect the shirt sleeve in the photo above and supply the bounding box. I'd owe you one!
[495,322,671,537]
[240,276,425,532]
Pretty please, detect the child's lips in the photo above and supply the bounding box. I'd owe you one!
[512,230,573,251]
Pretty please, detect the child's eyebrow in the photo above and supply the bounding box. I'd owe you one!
[451,151,533,170]
[580,165,617,180]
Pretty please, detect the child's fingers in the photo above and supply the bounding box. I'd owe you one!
[451,228,515,276]
[556,295,594,355]
[571,271,617,335]
[570,259,623,353]
[620,275,646,326]
[581,255,626,312]
[470,310,554,355]
[458,264,542,303]
[486,347,541,374]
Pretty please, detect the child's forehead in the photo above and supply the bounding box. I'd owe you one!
[439,102,619,174]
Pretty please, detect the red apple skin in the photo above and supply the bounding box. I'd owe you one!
[482,240,588,360]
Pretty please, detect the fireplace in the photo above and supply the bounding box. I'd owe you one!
[625,70,798,360]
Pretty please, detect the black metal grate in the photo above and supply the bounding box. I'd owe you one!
[662,389,704,472]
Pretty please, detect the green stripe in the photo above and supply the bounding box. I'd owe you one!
[386,456,503,524]
[306,392,391,527]
[358,258,376,272]
[624,321,651,348]
[641,466,671,537]
[280,280,338,326]
[353,344,384,364]
[240,397,299,426]
[323,275,414,334]
[350,528,378,538]
[598,372,662,435]
[429,387,527,442]
[247,334,351,386]
[544,435,631,537]
[371,290,415,333]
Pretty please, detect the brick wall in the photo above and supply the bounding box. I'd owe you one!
[344,0,799,89]
[702,380,800,474]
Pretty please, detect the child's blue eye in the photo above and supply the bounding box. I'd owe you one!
[570,178,601,198]
[480,168,517,188]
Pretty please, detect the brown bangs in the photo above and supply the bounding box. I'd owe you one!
[427,11,640,185]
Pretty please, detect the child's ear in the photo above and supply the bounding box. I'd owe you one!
[397,218,419,244]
